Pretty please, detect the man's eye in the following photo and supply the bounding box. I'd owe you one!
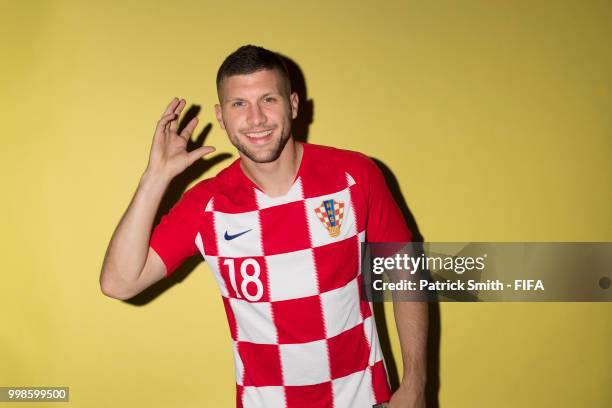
[264,97,276,103]
[232,101,245,107]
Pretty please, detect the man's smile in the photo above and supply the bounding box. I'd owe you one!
[244,129,273,137]
[243,128,275,144]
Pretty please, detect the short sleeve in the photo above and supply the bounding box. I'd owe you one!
[150,182,211,278]
[364,158,413,242]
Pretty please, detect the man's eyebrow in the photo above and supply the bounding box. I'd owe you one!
[223,96,246,103]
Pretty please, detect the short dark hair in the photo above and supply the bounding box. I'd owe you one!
[216,45,291,97]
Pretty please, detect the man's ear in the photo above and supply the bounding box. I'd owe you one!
[214,104,226,129]
[290,92,299,119]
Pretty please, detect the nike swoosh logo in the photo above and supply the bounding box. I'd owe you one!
[224,229,252,240]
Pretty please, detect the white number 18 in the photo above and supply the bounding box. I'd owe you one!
[223,258,264,301]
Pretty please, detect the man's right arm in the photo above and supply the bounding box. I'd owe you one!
[99,170,170,300]
[99,98,214,300]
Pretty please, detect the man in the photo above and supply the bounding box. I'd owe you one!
[100,45,427,408]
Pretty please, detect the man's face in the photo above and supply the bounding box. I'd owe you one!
[215,69,299,164]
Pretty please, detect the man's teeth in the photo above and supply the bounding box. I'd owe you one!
[245,130,273,138]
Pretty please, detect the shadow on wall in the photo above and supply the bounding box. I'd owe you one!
[280,54,314,143]
[124,55,440,408]
[370,158,440,408]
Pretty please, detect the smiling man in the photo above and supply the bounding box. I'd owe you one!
[100,45,427,408]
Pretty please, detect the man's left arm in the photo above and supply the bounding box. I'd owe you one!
[388,301,428,408]
[360,156,428,407]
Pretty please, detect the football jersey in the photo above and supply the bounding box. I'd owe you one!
[150,142,412,408]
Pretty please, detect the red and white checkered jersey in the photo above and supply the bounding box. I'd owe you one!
[150,142,412,407]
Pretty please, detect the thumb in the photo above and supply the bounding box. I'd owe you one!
[186,146,216,166]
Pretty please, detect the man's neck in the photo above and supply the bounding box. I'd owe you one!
[240,139,303,198]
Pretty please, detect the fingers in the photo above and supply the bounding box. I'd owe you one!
[155,98,180,139]
[154,112,176,137]
[169,99,186,134]
[161,97,179,117]
[179,116,199,140]
[186,146,216,166]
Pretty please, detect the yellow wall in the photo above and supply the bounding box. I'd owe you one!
[1,0,610,406]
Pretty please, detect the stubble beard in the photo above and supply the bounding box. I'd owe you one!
[230,127,292,164]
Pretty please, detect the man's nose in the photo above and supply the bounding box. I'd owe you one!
[246,103,267,127]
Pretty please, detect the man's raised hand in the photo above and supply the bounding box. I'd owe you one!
[146,97,215,181]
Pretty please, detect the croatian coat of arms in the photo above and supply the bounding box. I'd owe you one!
[314,199,344,238]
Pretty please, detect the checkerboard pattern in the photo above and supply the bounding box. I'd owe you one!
[199,172,388,407]
[151,143,413,407]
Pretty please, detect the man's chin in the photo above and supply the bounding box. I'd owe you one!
[242,149,281,164]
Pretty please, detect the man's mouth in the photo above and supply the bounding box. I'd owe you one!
[243,129,274,144]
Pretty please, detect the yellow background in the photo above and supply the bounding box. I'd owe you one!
[1,0,611,407]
